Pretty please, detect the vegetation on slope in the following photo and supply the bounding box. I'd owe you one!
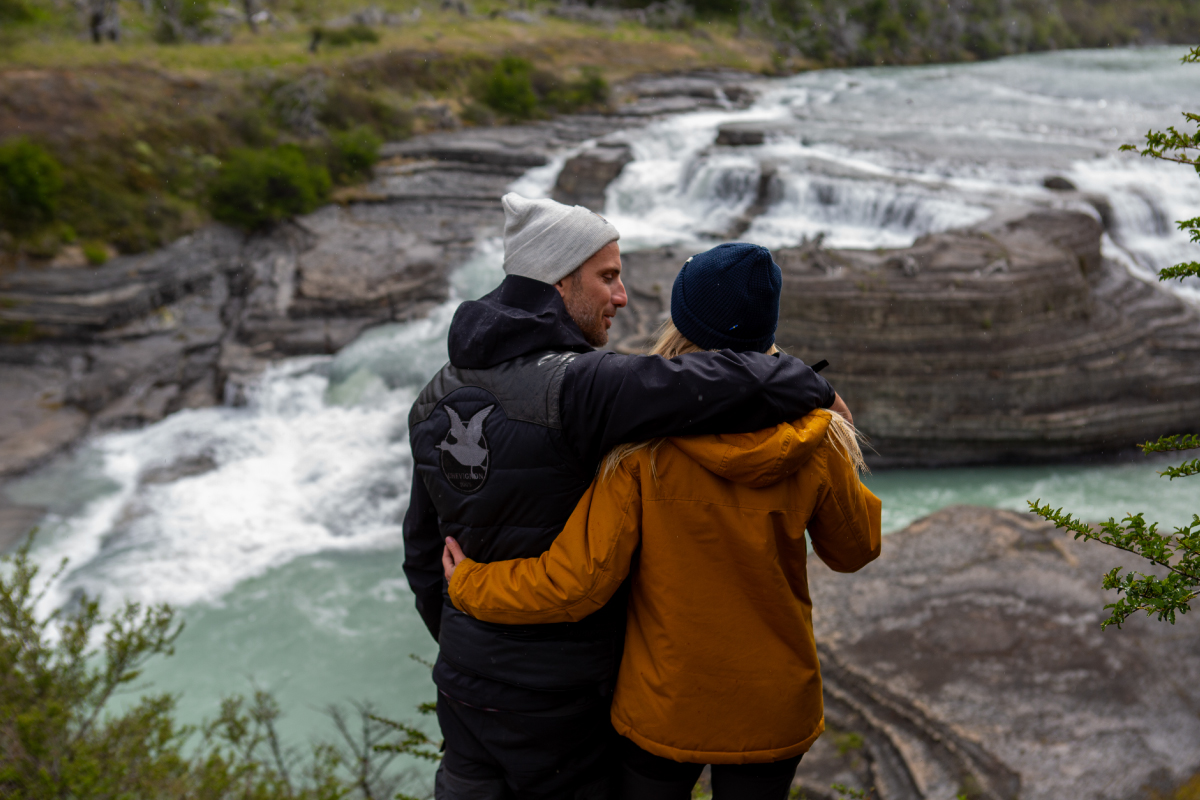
[1,0,1199,260]
[752,0,1200,66]
[0,537,440,799]
[0,0,775,262]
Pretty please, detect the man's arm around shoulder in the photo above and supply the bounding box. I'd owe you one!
[561,348,837,465]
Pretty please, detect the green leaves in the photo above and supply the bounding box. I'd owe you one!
[1162,458,1200,481]
[476,56,539,120]
[328,127,383,186]
[1029,500,1200,629]
[1120,64,1200,284]
[0,138,63,238]
[367,713,442,763]
[1140,433,1200,453]
[1029,429,1200,628]
[209,146,332,230]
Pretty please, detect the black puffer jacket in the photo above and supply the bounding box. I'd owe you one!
[403,275,834,702]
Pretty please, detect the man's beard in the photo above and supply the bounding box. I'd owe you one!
[562,288,608,347]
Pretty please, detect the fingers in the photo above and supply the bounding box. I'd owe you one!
[442,537,466,581]
[831,392,854,427]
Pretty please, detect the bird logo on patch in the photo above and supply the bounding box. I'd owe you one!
[437,405,494,493]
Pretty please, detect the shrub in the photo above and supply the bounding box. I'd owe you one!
[538,68,609,113]
[81,241,109,265]
[459,101,497,127]
[328,126,383,184]
[209,146,331,230]
[320,85,413,139]
[57,155,192,254]
[0,138,62,237]
[0,538,440,799]
[477,56,539,119]
[0,0,32,23]
[318,24,380,47]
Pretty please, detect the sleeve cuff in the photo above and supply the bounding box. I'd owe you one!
[447,559,478,613]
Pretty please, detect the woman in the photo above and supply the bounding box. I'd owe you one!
[443,242,882,799]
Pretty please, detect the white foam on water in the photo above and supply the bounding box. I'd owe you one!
[30,362,415,611]
[23,239,507,616]
[599,45,1200,290]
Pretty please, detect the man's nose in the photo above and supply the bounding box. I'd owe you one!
[612,276,628,309]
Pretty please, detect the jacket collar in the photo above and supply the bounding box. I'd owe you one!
[671,410,833,488]
[447,275,594,370]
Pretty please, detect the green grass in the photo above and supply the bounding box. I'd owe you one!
[0,2,773,259]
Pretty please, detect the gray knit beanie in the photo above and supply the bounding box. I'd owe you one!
[501,193,620,284]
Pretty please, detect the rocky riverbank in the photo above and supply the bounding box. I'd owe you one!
[795,505,1200,800]
[0,70,758,547]
[5,62,1200,532]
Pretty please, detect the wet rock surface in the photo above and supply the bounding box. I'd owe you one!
[552,141,634,211]
[800,505,1200,800]
[612,209,1200,465]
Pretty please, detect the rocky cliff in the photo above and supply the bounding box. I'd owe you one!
[612,209,1200,465]
[795,505,1200,800]
[0,71,758,546]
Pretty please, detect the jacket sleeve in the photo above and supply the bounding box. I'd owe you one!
[402,473,445,641]
[808,444,883,573]
[448,465,643,624]
[560,349,835,467]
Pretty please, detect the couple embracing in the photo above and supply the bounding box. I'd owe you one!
[403,193,882,800]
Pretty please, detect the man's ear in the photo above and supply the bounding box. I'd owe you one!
[555,277,568,298]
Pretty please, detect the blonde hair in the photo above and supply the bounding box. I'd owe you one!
[601,319,868,479]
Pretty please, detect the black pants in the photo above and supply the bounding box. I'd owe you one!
[435,693,613,800]
[619,738,802,800]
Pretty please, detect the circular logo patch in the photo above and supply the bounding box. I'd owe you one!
[436,405,494,494]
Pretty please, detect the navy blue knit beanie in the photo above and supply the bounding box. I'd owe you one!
[670,243,781,353]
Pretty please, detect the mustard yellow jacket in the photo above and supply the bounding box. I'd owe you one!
[449,409,882,764]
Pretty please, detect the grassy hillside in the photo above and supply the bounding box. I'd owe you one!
[0,0,1197,265]
[0,0,777,265]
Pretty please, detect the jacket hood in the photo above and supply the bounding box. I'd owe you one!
[447,275,593,369]
[671,409,832,488]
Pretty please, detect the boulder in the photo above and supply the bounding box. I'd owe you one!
[551,142,633,211]
[715,126,764,146]
[1043,175,1077,191]
[0,364,88,477]
[800,505,1200,800]
[613,209,1200,464]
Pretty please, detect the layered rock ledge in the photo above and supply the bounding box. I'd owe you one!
[612,209,1200,465]
[0,71,762,546]
[796,505,1200,800]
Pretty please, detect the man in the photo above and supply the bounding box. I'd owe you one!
[404,193,846,799]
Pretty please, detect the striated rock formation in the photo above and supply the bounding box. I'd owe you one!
[611,209,1200,464]
[798,505,1200,800]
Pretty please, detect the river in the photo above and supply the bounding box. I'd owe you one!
[4,46,1200,789]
